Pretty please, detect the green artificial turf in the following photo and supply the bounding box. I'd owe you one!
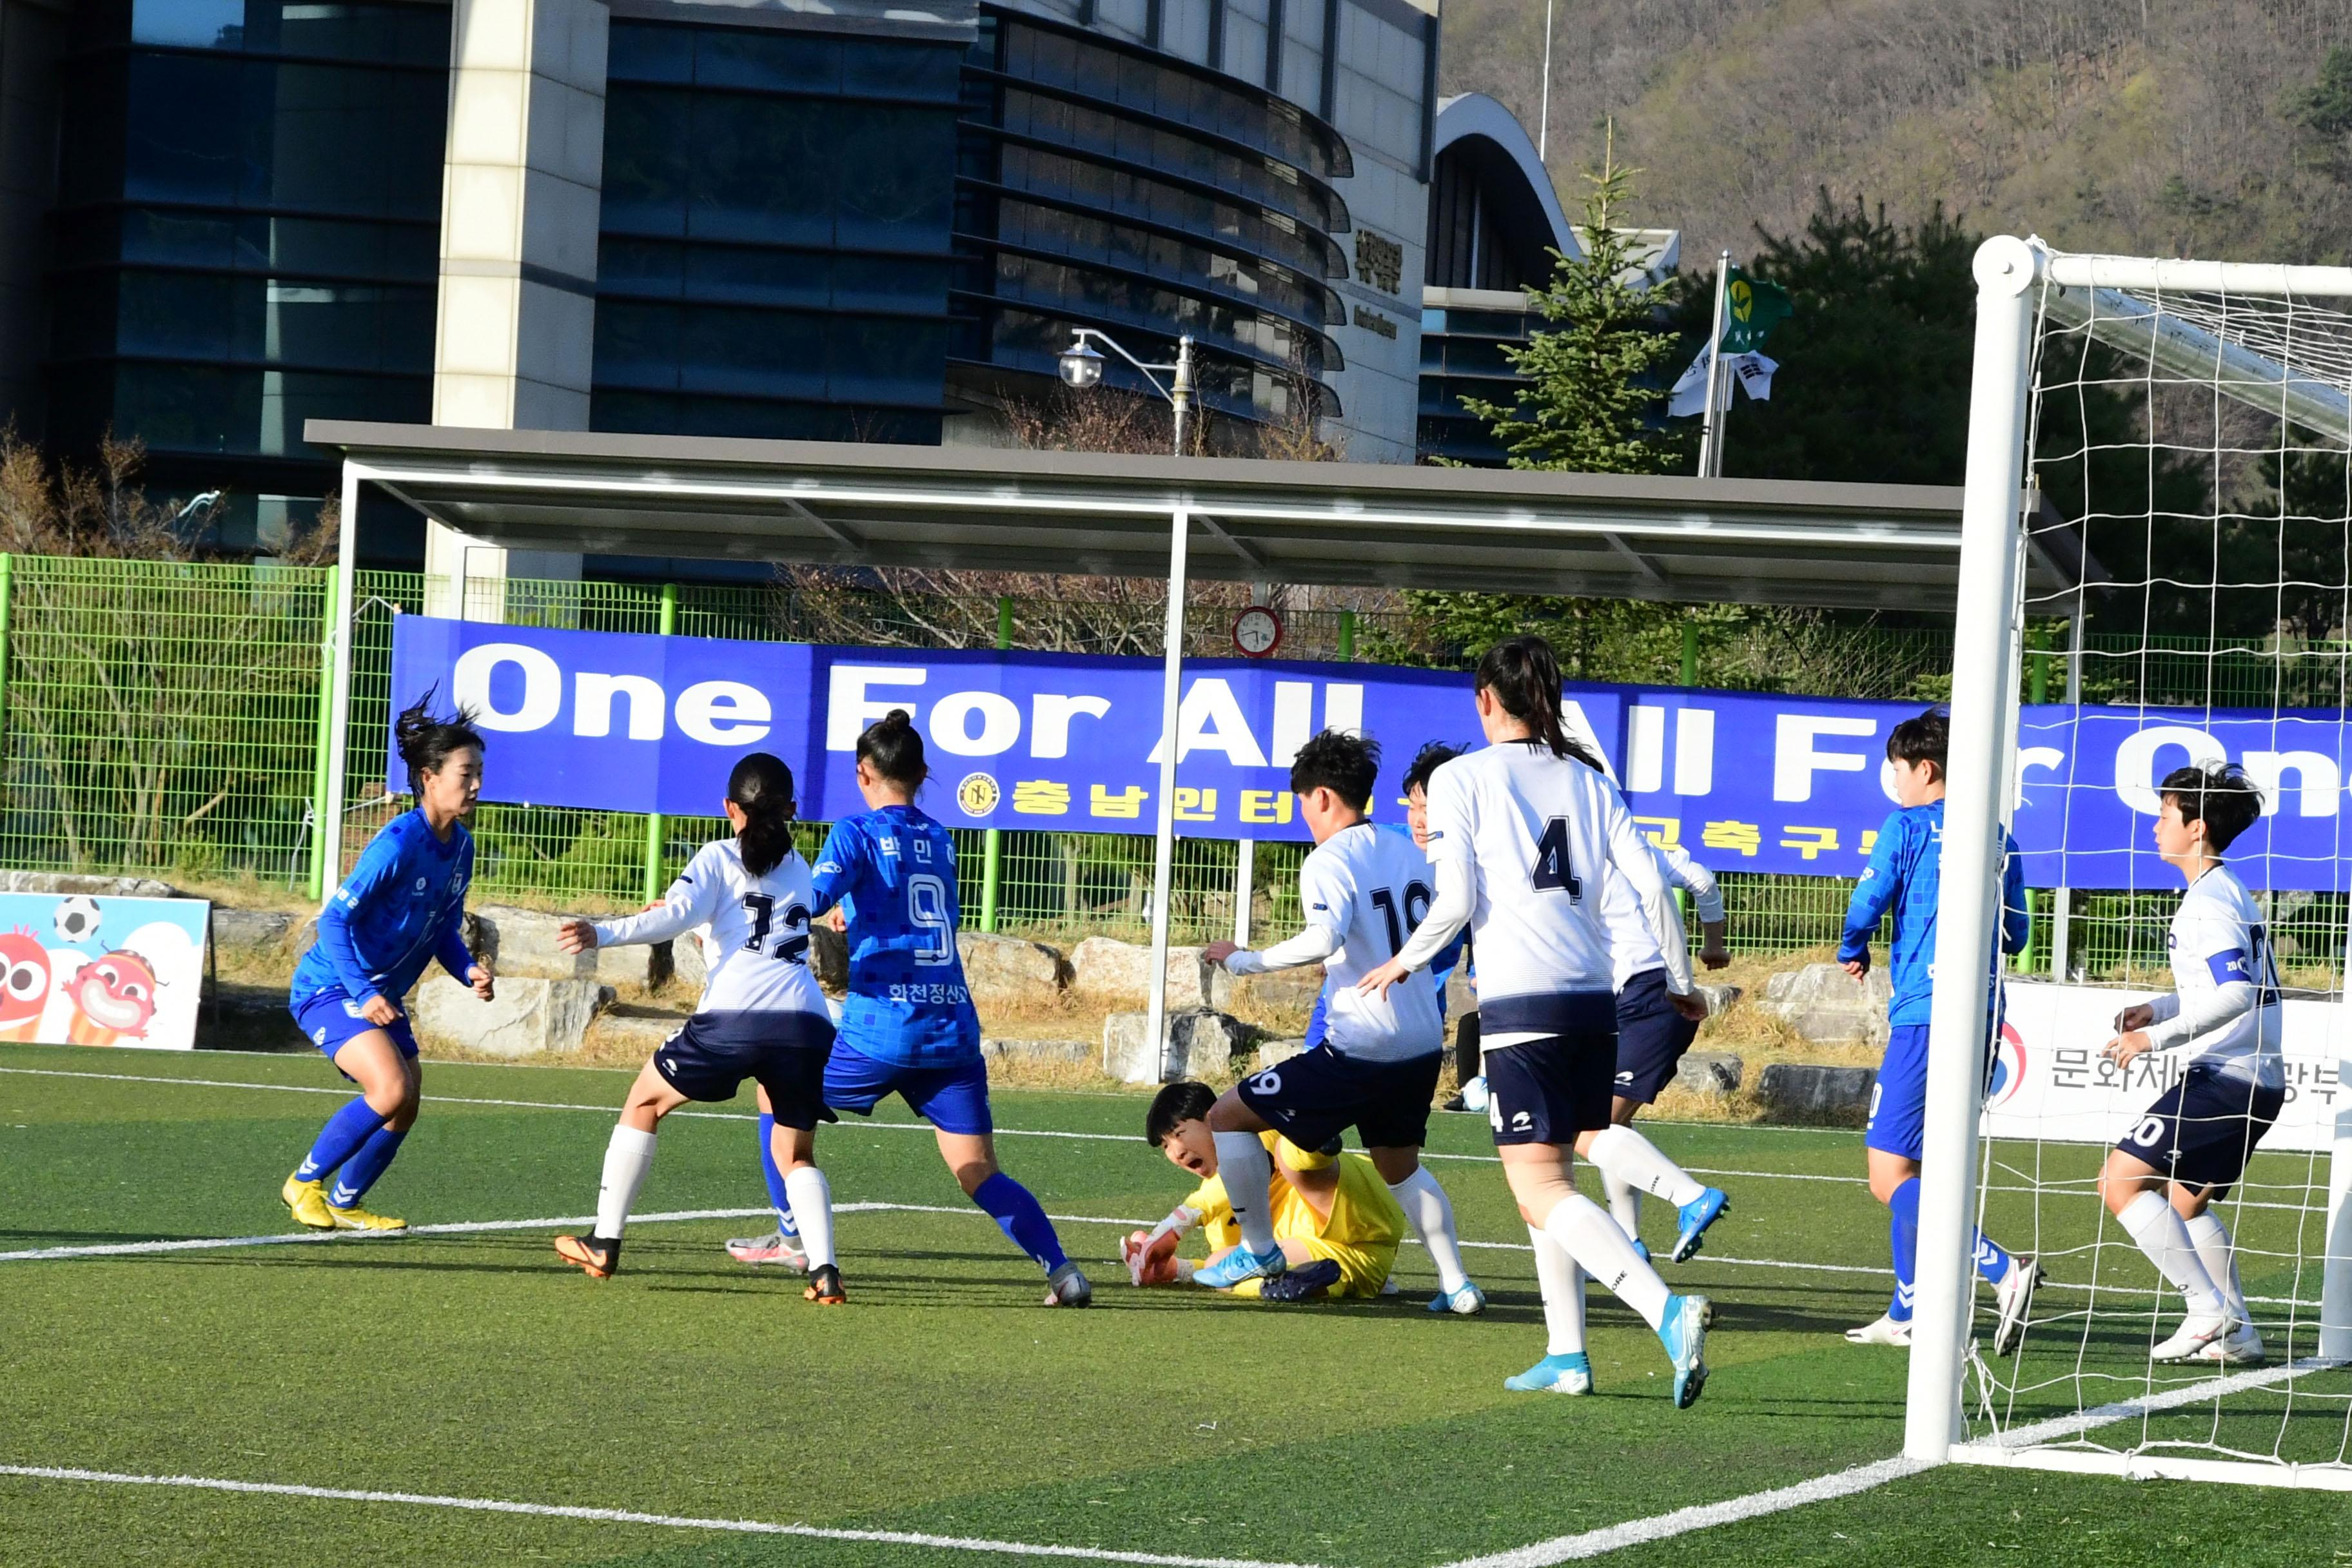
[1,1042,2343,1566]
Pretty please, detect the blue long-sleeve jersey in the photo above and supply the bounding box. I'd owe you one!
[1838,799,2029,1028]
[291,809,476,1010]
[809,803,980,1067]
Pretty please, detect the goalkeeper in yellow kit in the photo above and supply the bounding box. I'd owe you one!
[1128,1081,1406,1300]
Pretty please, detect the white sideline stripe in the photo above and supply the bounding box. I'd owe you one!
[1434,1356,2342,1567]
[0,1466,1324,1568]
[0,1065,1865,1181]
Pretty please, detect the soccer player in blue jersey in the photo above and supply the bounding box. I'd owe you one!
[735,710,1092,1307]
[280,691,495,1232]
[1838,707,2039,1350]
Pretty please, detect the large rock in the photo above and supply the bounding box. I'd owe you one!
[1694,982,1744,1017]
[1672,1050,1745,1096]
[1254,1036,1310,1073]
[1211,963,1323,1017]
[957,932,1068,1005]
[1760,963,1890,1046]
[1445,968,1478,1019]
[1101,1008,1246,1084]
[210,908,295,950]
[1070,937,1216,1011]
[981,1035,1090,1066]
[476,905,669,989]
[0,871,177,898]
[1756,1063,1874,1119]
[663,921,844,996]
[408,974,612,1058]
[585,1004,689,1057]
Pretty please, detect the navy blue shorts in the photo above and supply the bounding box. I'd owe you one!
[2116,1065,2285,1195]
[824,1039,994,1137]
[1478,992,1618,1146]
[654,1011,836,1130]
[293,990,418,1075]
[1236,1043,1442,1152]
[1614,968,1699,1105]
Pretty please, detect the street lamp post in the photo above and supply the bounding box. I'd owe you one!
[1057,329,1195,455]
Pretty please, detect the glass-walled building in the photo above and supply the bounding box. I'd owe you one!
[2,0,1550,562]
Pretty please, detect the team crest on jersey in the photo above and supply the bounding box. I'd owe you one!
[956,772,1000,818]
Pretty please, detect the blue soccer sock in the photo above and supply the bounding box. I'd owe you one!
[756,1113,798,1237]
[1886,1177,1920,1323]
[972,1171,1067,1273]
[1972,1226,2014,1287]
[296,1096,387,1183]
[329,1126,407,1208]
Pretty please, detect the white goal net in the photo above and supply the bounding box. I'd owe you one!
[1913,238,2352,1490]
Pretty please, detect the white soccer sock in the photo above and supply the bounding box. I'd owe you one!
[1213,1131,1279,1256]
[1603,1171,1642,1242]
[594,1124,658,1239]
[2184,1210,2248,1322]
[1544,1191,1671,1330]
[1388,1166,1469,1295]
[1527,1222,1587,1357]
[2119,1191,2225,1315]
[783,1164,836,1270]
[1585,1125,1706,1208]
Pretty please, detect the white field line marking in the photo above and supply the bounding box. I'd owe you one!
[0,1465,1326,1568]
[1436,1357,2337,1567]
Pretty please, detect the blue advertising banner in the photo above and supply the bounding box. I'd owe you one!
[388,618,2352,892]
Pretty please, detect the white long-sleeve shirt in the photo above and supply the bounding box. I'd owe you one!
[1602,840,1718,990]
[593,839,829,1021]
[2139,863,2283,1088]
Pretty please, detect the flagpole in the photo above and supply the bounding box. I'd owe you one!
[1538,0,1554,163]
[1696,248,1731,478]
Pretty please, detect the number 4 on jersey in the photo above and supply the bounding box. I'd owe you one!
[1531,816,1581,897]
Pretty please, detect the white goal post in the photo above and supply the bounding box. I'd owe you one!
[1905,235,2352,1480]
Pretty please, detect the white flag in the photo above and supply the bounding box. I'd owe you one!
[1667,352,1712,417]
[1667,350,1778,416]
[1732,351,1778,402]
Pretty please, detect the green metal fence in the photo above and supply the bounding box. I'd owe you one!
[0,551,2341,982]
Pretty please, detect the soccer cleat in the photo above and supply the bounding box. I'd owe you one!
[725,1229,809,1271]
[1457,1075,1490,1113]
[1426,1281,1488,1317]
[2197,1320,2266,1366]
[1631,1238,1651,1264]
[324,1202,406,1232]
[1845,1313,1913,1347]
[1043,1260,1093,1308]
[1991,1255,2044,1356]
[1669,1188,1730,1264]
[2150,1311,2233,1362]
[1504,1352,1593,1395]
[1193,1242,1287,1289]
[1378,1273,1401,1296]
[1260,1259,1343,1302]
[282,1173,334,1231]
[553,1233,619,1279]
[1660,1293,1710,1409]
[804,1264,847,1305]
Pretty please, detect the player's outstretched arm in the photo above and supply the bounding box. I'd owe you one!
[578,849,718,950]
[1208,923,1342,976]
[1838,814,1906,976]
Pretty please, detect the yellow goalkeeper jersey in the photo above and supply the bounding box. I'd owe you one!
[1183,1132,1406,1297]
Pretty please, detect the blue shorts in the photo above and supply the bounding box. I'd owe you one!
[1236,1042,1442,1152]
[1614,968,1699,1105]
[823,1040,993,1137]
[1867,1023,2003,1160]
[2116,1064,2284,1196]
[293,990,418,1072]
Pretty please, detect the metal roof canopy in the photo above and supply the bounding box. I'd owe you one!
[305,420,2085,609]
[307,418,2086,1061]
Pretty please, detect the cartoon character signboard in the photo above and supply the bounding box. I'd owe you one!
[0,894,209,1051]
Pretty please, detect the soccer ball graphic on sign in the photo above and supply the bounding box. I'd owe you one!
[52,896,103,946]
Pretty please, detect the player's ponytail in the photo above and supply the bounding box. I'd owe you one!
[393,684,486,797]
[856,709,930,794]
[1473,635,1605,771]
[727,752,798,876]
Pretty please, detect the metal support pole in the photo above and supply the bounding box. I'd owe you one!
[307,569,340,899]
[1138,505,1191,1077]
[1680,617,1698,687]
[1171,337,1193,456]
[641,582,677,905]
[981,594,1011,934]
[0,553,13,804]
[1696,251,1731,479]
[319,462,364,905]
[1536,0,1553,163]
[2016,625,2048,973]
[1337,607,1355,661]
[2323,916,2352,1360]
[1232,837,1254,948]
[1904,235,2037,1464]
[2050,609,2084,980]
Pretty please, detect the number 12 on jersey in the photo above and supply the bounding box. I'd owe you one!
[1531,816,1581,897]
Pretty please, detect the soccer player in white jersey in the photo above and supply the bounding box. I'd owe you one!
[1360,636,1712,1406]
[1193,729,1484,1314]
[547,752,845,1304]
[2096,762,2286,1366]
[1584,840,1732,1261]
